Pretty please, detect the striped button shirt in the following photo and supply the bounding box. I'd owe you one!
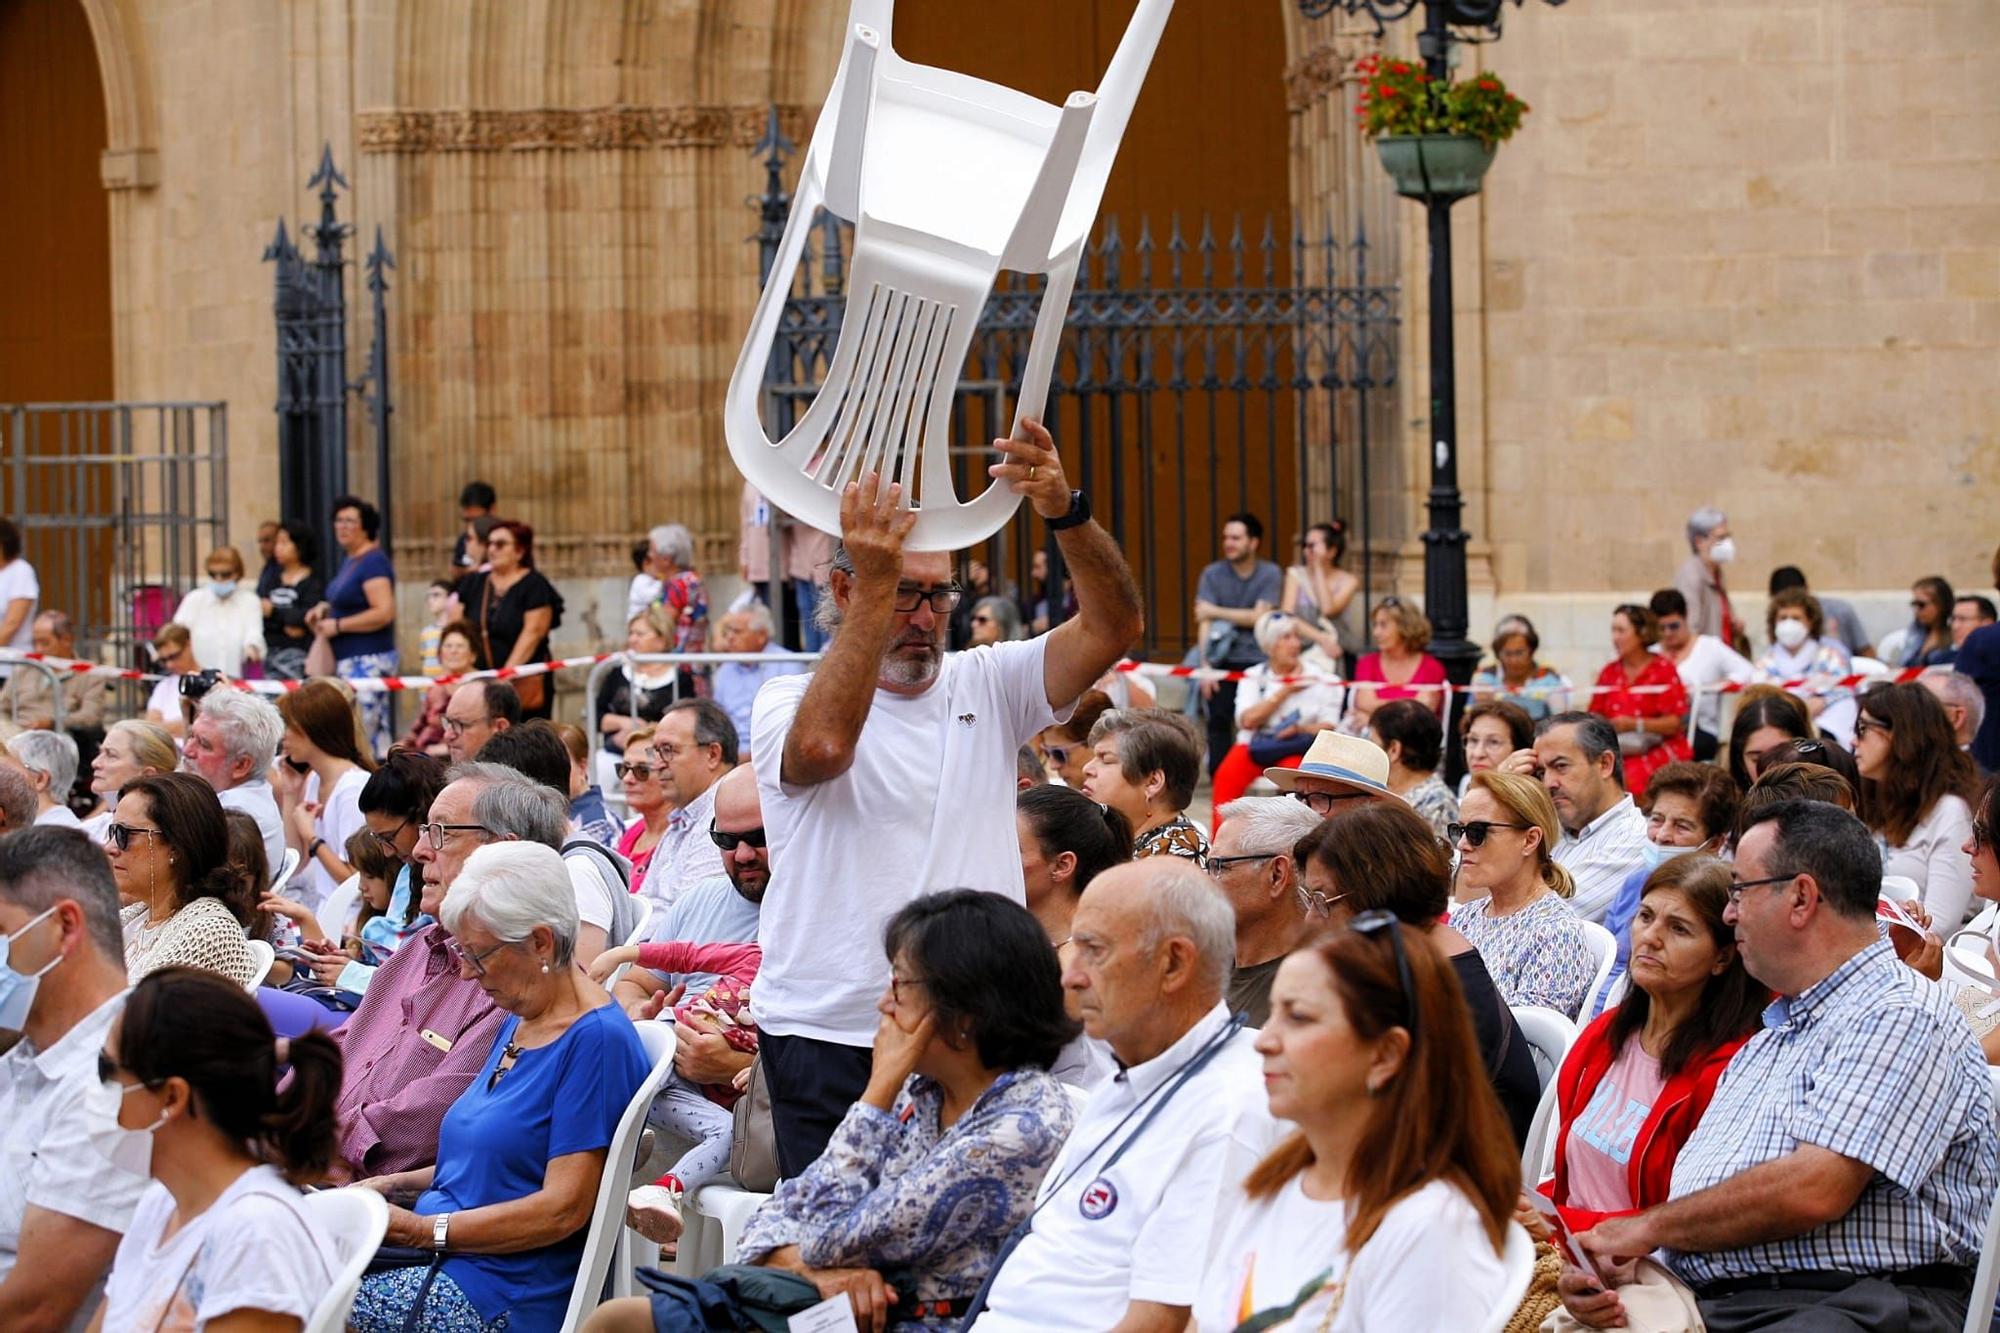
[1554,795,1650,925]
[1665,939,1998,1285]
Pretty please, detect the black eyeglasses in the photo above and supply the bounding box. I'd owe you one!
[417,821,491,851]
[1974,820,1992,853]
[1448,820,1532,848]
[1204,852,1274,879]
[106,823,165,853]
[890,585,963,614]
[614,762,654,781]
[1351,909,1419,1043]
[371,818,411,853]
[1290,789,1372,816]
[1727,873,1795,903]
[1853,717,1891,740]
[446,937,514,977]
[889,975,929,1006]
[709,822,768,852]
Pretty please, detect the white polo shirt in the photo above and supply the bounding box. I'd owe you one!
[971,1004,1281,1331]
[0,992,148,1281]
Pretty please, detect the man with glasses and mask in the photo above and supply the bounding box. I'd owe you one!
[752,423,1143,1176]
[1652,587,1753,762]
[327,762,566,1176]
[1207,796,1322,1026]
[1572,800,1997,1332]
[0,828,147,1331]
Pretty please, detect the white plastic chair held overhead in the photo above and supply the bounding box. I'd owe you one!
[300,1186,389,1333]
[724,0,1176,551]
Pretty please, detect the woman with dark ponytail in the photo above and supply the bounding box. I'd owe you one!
[106,772,260,986]
[1016,784,1132,1087]
[90,967,341,1330]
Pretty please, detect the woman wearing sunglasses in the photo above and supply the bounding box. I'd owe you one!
[90,967,340,1331]
[613,724,672,886]
[109,773,260,987]
[1296,800,1543,1146]
[1449,771,1597,1019]
[1543,856,1766,1330]
[1855,682,1981,928]
[1194,917,1522,1330]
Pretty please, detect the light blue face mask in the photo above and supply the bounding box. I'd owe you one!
[0,906,62,1031]
[1639,839,1707,871]
[210,580,239,599]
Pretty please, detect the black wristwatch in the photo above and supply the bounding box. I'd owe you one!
[1045,489,1091,531]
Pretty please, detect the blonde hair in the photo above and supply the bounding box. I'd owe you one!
[628,605,671,646]
[624,724,657,753]
[107,719,180,776]
[1467,769,1575,899]
[205,545,246,580]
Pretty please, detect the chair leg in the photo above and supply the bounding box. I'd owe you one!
[824,23,881,221]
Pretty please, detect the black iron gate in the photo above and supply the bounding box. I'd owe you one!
[264,145,396,558]
[748,123,1399,660]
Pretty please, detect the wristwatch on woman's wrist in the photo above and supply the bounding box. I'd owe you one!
[432,1212,451,1252]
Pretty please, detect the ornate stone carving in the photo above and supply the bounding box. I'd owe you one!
[1284,45,1344,112]
[357,104,810,153]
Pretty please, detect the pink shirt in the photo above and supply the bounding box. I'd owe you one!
[1353,651,1447,700]
[332,923,506,1176]
[1562,1035,1667,1214]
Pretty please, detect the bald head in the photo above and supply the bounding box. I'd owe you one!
[1065,859,1237,1065]
[711,764,768,903]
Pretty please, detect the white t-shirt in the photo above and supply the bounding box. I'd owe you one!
[217,781,287,890]
[1192,1177,1511,1332]
[101,1164,332,1331]
[569,853,618,932]
[1232,659,1346,744]
[751,637,1068,1043]
[971,1005,1281,1332]
[145,675,183,726]
[301,768,369,911]
[1669,635,1753,736]
[0,558,38,652]
[171,586,267,678]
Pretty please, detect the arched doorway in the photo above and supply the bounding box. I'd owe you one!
[0,0,113,403]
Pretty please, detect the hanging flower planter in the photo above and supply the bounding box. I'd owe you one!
[1354,55,1528,201]
[1375,134,1497,200]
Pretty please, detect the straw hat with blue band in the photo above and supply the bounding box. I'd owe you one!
[1264,731,1397,800]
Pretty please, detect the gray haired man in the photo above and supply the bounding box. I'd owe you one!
[3,731,82,829]
[1208,795,1322,1026]
[183,688,288,873]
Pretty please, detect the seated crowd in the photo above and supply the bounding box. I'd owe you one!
[1,479,1999,1333]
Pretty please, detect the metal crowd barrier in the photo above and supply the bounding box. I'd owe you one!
[0,656,67,734]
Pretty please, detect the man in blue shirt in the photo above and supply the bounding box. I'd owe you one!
[1193,512,1282,777]
[1569,800,1997,1332]
[711,603,808,763]
[1957,547,2000,776]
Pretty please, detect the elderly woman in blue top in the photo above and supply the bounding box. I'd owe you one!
[585,889,1078,1333]
[348,840,650,1332]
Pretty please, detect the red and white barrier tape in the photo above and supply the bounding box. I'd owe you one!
[3,649,1924,700]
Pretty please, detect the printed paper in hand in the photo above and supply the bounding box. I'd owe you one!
[789,1293,862,1333]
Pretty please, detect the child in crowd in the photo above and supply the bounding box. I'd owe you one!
[256,827,416,995]
[590,938,761,1245]
[419,579,454,677]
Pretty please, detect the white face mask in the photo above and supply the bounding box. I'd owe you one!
[1707,537,1737,565]
[83,1076,166,1178]
[210,580,238,599]
[1774,618,1810,650]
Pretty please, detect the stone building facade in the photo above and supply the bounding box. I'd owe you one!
[4,0,1996,678]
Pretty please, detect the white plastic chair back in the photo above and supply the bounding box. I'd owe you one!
[560,1019,676,1330]
[270,846,303,897]
[1475,1222,1540,1333]
[1961,1067,2000,1333]
[1578,920,1617,1020]
[243,938,276,991]
[300,1186,389,1333]
[724,0,1176,550]
[1511,1005,1579,1186]
[315,872,362,944]
[623,893,655,948]
[690,1184,775,1271]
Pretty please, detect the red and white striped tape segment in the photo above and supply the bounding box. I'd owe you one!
[1109,658,1928,696]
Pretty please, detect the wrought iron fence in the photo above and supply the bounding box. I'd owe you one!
[0,401,228,684]
[749,130,1399,659]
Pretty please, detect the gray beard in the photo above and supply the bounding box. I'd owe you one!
[880,647,942,688]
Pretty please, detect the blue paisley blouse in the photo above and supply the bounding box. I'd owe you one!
[738,1068,1074,1328]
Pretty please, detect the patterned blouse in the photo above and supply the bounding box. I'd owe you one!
[120,898,257,987]
[739,1069,1074,1329]
[1470,664,1572,719]
[1449,891,1596,1019]
[1134,814,1210,867]
[1402,773,1459,839]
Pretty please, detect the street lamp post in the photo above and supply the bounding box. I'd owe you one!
[1297,0,1560,776]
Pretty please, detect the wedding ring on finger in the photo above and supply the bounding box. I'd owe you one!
[1027,464,1038,482]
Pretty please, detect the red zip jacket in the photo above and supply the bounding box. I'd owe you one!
[1535,1012,1751,1231]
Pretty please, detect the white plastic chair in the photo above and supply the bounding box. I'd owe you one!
[623,893,655,948]
[299,1186,389,1333]
[1578,920,1617,1021]
[1511,1005,1580,1186]
[243,939,276,991]
[1961,1067,2000,1333]
[315,872,362,944]
[270,845,302,898]
[559,1019,677,1330]
[723,0,1176,550]
[689,1184,774,1272]
[1475,1222,1540,1333]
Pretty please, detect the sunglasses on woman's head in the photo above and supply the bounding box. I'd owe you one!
[1350,910,1420,1043]
[1447,820,1529,848]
